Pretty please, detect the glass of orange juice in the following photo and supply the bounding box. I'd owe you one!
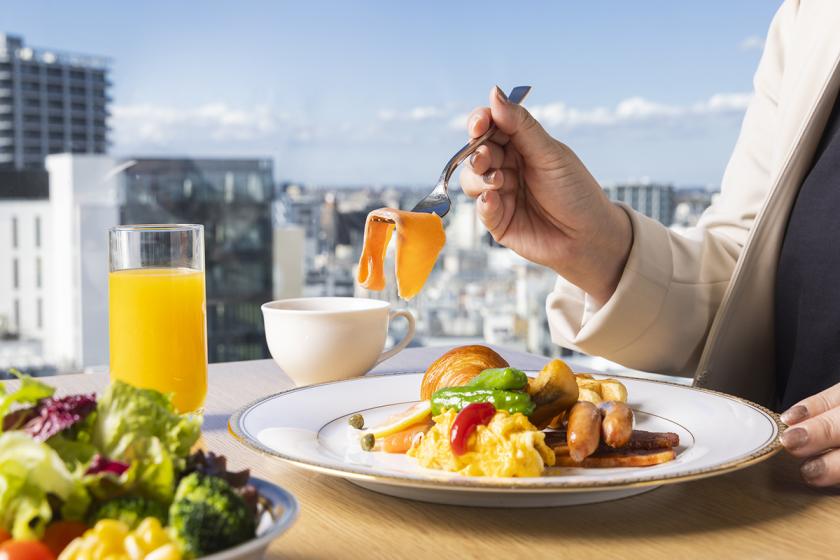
[108,224,207,413]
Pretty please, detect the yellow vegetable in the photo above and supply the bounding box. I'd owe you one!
[58,518,182,560]
[408,410,555,477]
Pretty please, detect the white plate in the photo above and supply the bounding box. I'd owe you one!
[229,373,782,507]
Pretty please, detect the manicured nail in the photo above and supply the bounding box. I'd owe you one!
[482,170,496,184]
[801,458,825,482]
[494,85,508,103]
[781,405,808,425]
[780,427,808,450]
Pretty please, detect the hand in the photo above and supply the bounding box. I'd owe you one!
[781,383,840,486]
[459,86,632,306]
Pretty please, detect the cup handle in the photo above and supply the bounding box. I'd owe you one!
[376,309,416,365]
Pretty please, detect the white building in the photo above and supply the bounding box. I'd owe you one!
[0,198,47,336]
[44,154,120,371]
[272,226,305,300]
[0,154,123,373]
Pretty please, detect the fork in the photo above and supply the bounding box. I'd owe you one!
[375,85,532,222]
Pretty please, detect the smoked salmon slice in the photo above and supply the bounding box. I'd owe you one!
[357,208,446,300]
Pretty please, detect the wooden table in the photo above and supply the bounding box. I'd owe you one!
[26,351,840,559]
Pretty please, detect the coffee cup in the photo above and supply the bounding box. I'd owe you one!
[261,297,416,386]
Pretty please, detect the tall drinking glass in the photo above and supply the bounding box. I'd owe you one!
[108,225,207,413]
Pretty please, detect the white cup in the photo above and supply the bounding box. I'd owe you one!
[261,297,416,386]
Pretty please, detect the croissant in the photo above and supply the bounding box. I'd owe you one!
[420,345,509,400]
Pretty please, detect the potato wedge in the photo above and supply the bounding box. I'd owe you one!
[599,380,628,403]
[576,379,603,396]
[527,359,579,429]
[577,387,603,404]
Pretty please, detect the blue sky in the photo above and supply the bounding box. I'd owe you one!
[6,1,780,187]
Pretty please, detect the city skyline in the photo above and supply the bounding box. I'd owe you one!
[4,2,779,187]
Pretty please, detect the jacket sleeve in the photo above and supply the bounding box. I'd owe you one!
[546,0,796,376]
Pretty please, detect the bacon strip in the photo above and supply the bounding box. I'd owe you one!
[545,429,679,451]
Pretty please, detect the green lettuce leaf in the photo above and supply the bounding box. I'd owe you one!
[84,438,176,504]
[0,370,55,427]
[48,434,97,468]
[0,432,90,539]
[47,410,98,469]
[92,381,200,463]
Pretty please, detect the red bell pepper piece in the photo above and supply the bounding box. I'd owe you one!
[449,402,496,456]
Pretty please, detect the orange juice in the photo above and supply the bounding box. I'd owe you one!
[109,267,207,412]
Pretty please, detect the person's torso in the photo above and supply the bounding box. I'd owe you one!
[775,92,840,409]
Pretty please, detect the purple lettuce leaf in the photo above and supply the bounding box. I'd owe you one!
[85,454,130,476]
[15,394,97,441]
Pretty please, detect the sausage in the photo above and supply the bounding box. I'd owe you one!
[600,401,634,448]
[567,401,601,462]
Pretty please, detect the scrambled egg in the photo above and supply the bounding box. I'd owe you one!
[407,410,555,477]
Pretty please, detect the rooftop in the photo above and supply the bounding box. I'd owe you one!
[0,33,110,70]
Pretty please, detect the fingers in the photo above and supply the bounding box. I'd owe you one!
[487,85,557,161]
[460,166,505,198]
[476,190,505,237]
[469,142,505,175]
[467,106,511,145]
[467,107,491,139]
[800,448,840,487]
[782,383,840,425]
[781,405,840,458]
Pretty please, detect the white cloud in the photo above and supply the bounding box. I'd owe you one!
[112,102,289,146]
[693,93,752,113]
[377,105,445,122]
[739,35,764,51]
[447,112,469,131]
[526,92,752,129]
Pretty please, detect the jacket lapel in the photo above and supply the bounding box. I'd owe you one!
[696,2,840,406]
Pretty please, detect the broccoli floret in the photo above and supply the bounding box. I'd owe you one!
[168,472,256,558]
[89,496,168,529]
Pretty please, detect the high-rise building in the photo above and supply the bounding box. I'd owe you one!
[603,182,675,226]
[120,158,274,363]
[0,169,49,370]
[0,34,110,170]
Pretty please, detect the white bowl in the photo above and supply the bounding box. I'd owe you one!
[202,477,298,560]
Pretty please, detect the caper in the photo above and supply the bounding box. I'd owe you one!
[348,414,365,430]
[360,433,375,451]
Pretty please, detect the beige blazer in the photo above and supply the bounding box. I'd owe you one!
[546,0,840,408]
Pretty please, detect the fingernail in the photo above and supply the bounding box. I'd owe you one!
[482,170,496,184]
[480,191,487,203]
[469,152,479,167]
[494,85,509,103]
[781,405,808,425]
[781,427,808,450]
[801,457,825,482]
[470,114,480,129]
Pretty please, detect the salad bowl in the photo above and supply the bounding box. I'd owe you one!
[0,372,299,559]
[204,477,298,560]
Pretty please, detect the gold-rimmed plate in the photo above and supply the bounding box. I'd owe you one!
[229,373,783,507]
